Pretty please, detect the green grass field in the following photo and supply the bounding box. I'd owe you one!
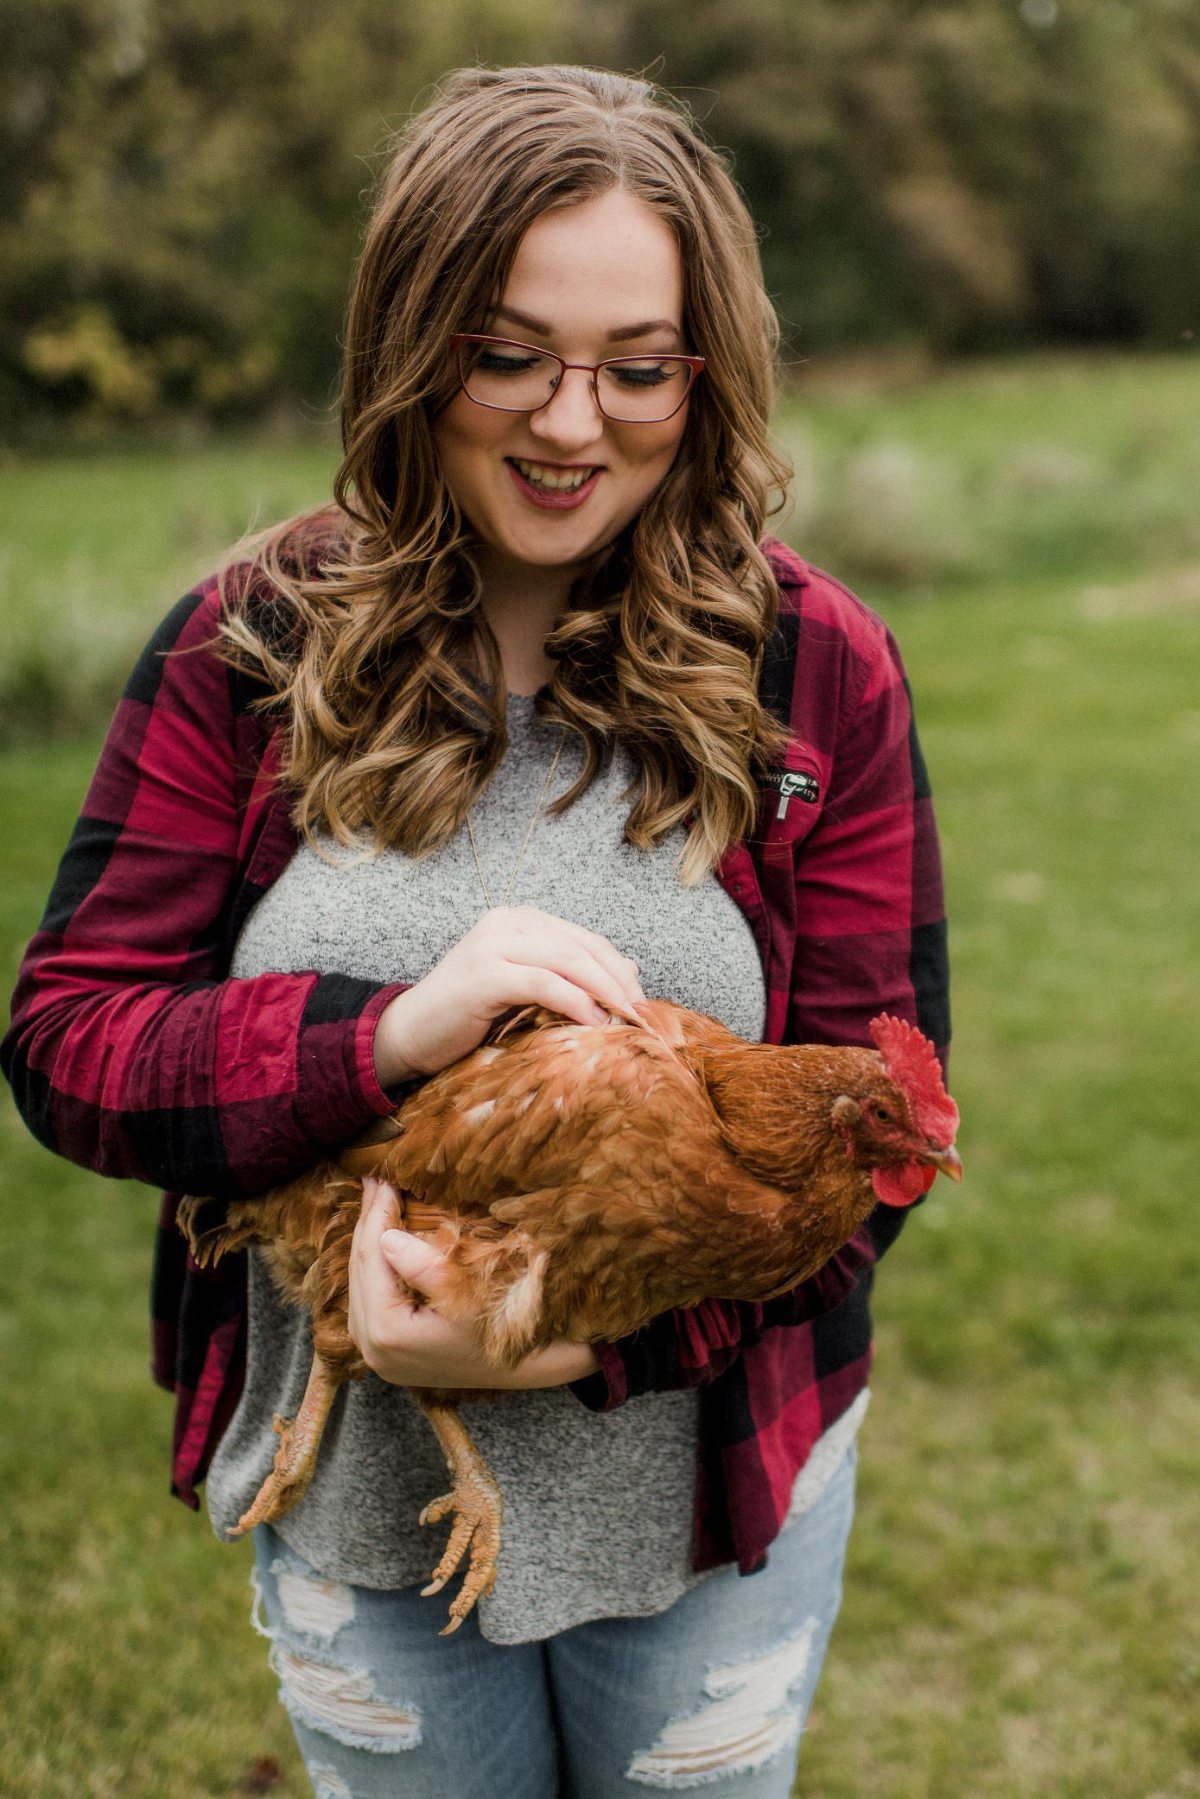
[2,354,1198,1795]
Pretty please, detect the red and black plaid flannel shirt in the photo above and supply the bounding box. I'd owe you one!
[2,537,949,1576]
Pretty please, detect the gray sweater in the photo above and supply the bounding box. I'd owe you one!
[206,694,862,1642]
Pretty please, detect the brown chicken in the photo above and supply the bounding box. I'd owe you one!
[179,1000,961,1632]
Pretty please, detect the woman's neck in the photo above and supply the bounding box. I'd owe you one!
[478,556,575,697]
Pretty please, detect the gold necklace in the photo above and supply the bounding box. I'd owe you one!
[466,732,565,910]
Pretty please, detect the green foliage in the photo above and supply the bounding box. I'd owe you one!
[3,1,1200,428]
[0,431,336,739]
[777,348,1200,589]
[586,0,1200,352]
[0,0,562,429]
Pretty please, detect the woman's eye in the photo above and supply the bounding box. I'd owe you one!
[477,351,540,375]
[608,360,675,388]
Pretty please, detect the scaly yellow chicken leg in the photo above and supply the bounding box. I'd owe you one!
[227,1353,339,1538]
[414,1396,503,1636]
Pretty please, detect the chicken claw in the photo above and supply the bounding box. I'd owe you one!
[414,1398,503,1635]
[227,1355,338,1538]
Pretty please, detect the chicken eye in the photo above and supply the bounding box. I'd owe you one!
[871,1104,893,1123]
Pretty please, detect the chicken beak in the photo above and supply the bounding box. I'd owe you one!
[925,1144,964,1182]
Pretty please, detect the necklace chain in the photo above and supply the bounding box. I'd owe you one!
[466,732,565,910]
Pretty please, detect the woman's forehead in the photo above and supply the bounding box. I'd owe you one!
[497,191,684,342]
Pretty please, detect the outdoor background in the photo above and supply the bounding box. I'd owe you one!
[2,2,1198,1794]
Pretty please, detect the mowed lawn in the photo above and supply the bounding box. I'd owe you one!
[1,356,1198,1795]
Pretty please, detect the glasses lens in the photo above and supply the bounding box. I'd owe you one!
[461,340,560,412]
[597,358,693,422]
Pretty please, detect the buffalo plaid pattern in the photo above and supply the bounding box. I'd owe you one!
[2,538,949,1578]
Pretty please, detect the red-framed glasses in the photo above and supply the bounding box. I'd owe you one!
[450,333,705,424]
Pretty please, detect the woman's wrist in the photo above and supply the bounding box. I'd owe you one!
[373,988,425,1087]
[510,1340,601,1388]
[366,1334,600,1392]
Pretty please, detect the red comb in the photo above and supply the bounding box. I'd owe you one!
[869,1015,959,1144]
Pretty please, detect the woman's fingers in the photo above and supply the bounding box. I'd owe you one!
[486,919,645,1022]
[379,1228,449,1303]
[502,966,617,1028]
[354,1175,399,1263]
[373,906,648,1083]
[349,1177,410,1360]
[497,908,645,1011]
[354,1193,602,1389]
[561,919,644,1005]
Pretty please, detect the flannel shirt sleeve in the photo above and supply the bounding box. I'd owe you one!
[1,585,406,1198]
[572,586,950,1413]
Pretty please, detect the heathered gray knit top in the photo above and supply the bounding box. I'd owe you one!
[206,693,863,1643]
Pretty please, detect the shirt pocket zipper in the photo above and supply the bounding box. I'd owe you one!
[757,747,825,852]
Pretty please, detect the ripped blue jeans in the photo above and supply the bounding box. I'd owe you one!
[251,1442,855,1798]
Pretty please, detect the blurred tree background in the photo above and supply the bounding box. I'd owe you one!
[3,0,1198,433]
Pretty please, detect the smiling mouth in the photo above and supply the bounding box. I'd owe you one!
[508,458,600,493]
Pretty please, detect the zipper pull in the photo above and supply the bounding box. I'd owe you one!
[775,771,809,819]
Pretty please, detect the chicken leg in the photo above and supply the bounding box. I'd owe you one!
[227,1353,339,1538]
[414,1396,503,1636]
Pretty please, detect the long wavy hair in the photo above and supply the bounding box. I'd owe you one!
[220,64,793,884]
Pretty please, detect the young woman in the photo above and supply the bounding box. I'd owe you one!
[3,65,949,1798]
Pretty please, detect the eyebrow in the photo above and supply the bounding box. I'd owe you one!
[490,304,683,345]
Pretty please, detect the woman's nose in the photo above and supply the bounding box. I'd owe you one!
[528,368,606,450]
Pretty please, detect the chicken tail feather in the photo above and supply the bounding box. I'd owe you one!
[176,1195,249,1267]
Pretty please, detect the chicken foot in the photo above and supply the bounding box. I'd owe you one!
[227,1353,339,1539]
[414,1396,503,1636]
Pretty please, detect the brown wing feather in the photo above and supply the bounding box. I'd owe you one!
[351,1007,788,1362]
[376,1016,715,1209]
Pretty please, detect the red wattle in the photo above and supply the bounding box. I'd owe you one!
[871,1162,936,1208]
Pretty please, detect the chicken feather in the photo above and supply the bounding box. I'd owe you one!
[179,997,961,1632]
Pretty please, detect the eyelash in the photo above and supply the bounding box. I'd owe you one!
[477,351,675,386]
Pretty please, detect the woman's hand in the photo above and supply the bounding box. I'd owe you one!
[372,905,646,1087]
[348,1177,600,1389]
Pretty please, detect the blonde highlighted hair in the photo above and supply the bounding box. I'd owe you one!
[220,64,792,884]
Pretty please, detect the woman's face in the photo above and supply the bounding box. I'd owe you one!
[433,188,692,585]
